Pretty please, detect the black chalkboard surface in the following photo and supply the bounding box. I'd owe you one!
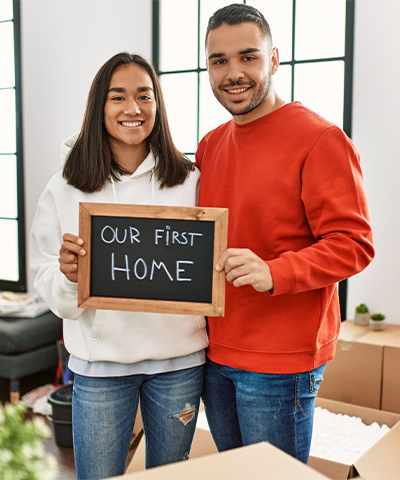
[78,203,228,316]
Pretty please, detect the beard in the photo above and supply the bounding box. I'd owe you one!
[211,69,272,117]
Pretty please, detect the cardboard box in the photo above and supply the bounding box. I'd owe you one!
[382,335,400,414]
[318,321,400,409]
[125,398,400,480]
[123,438,329,479]
[308,398,400,479]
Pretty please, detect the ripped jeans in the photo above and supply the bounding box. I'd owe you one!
[72,365,204,480]
[201,358,326,464]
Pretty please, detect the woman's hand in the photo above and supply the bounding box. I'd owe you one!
[58,233,86,283]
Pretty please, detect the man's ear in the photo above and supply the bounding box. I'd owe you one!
[271,47,280,75]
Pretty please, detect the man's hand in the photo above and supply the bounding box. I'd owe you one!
[216,248,273,292]
[58,233,86,283]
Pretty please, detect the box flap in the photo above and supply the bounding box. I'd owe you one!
[316,398,400,427]
[308,454,351,480]
[354,421,400,479]
[121,442,330,479]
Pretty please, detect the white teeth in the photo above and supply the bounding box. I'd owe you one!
[227,87,248,94]
[121,121,142,127]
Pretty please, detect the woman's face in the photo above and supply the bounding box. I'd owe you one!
[104,63,157,151]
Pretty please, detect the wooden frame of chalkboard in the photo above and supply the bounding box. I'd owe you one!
[78,203,228,316]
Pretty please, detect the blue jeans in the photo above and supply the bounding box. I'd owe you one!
[201,358,326,464]
[72,365,204,480]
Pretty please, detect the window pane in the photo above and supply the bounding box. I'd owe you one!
[0,22,15,88]
[0,155,17,218]
[0,0,13,21]
[161,72,198,153]
[200,0,236,69]
[294,61,344,128]
[295,0,346,60]
[249,0,293,63]
[0,219,19,282]
[0,88,16,153]
[159,0,198,72]
[273,64,292,103]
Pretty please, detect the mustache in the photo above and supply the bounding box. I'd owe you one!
[219,80,255,90]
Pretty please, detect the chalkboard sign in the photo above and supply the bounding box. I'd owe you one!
[78,203,228,316]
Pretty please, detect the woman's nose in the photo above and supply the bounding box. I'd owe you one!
[124,99,141,115]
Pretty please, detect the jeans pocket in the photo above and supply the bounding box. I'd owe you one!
[309,363,327,394]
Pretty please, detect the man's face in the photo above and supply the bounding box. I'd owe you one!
[206,22,278,123]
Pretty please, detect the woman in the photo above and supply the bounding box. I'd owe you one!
[30,53,207,480]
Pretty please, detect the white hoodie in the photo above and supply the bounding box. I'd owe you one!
[30,135,208,363]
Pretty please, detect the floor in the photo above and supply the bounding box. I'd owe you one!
[0,366,137,480]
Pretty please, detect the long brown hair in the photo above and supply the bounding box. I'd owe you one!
[63,53,194,193]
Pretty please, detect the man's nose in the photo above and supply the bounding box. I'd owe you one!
[226,61,245,83]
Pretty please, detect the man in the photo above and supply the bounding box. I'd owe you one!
[195,4,374,464]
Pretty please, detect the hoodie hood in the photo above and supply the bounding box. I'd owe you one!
[61,132,80,165]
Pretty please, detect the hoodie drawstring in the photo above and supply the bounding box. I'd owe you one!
[111,177,117,204]
[151,169,155,205]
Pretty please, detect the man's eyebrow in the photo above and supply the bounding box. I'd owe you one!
[239,48,261,55]
[207,47,261,60]
[208,52,224,60]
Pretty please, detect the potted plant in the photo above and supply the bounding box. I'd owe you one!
[370,313,386,331]
[354,303,370,326]
[0,402,58,480]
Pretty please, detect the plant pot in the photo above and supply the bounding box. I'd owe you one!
[370,319,385,331]
[354,312,370,326]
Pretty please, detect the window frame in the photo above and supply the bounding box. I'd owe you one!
[0,0,26,292]
[152,0,355,319]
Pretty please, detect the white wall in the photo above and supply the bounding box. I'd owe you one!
[21,0,152,292]
[347,0,400,323]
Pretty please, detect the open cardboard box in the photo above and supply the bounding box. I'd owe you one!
[308,398,400,479]
[318,320,400,409]
[125,398,400,480]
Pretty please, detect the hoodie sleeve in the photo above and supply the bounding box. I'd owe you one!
[30,177,84,320]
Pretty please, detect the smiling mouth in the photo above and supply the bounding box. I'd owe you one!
[225,87,251,95]
[120,121,143,127]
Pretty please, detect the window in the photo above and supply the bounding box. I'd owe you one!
[0,0,26,292]
[153,0,355,318]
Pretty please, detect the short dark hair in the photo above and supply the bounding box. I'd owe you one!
[63,52,194,193]
[205,3,272,52]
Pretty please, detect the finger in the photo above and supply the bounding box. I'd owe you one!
[59,261,78,276]
[216,248,246,271]
[225,264,252,284]
[63,233,83,245]
[59,251,78,266]
[60,241,86,256]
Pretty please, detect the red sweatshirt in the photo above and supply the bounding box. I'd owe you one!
[195,102,374,374]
